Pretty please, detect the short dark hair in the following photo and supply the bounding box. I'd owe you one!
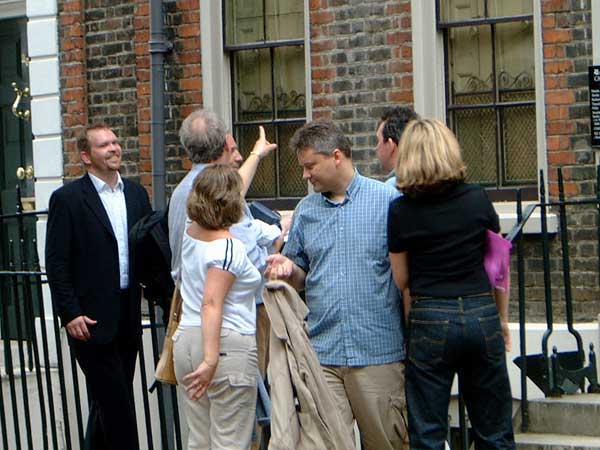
[77,123,113,153]
[380,106,419,145]
[179,109,227,164]
[289,120,352,157]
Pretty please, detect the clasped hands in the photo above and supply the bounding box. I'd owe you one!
[265,253,295,280]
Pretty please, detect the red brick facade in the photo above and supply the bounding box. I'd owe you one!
[58,0,204,196]
[133,0,203,193]
[542,0,595,198]
[58,0,87,180]
[309,0,414,174]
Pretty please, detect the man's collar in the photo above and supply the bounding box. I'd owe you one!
[345,169,361,197]
[88,172,123,193]
[322,169,362,205]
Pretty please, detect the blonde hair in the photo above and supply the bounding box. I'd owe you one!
[186,164,243,230]
[395,118,466,195]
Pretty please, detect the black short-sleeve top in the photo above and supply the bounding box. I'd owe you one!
[387,182,500,298]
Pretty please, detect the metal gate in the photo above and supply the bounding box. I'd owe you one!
[0,186,183,450]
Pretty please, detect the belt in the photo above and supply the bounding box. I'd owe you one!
[411,292,492,301]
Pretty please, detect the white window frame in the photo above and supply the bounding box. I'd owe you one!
[200,0,312,131]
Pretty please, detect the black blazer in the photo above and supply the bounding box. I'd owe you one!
[46,173,152,344]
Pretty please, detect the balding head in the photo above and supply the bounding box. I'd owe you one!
[179,109,227,163]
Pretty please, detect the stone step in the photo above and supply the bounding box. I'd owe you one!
[521,394,600,437]
[515,433,600,450]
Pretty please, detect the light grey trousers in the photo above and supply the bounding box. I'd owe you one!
[173,326,257,450]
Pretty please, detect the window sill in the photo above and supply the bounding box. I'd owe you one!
[495,201,558,235]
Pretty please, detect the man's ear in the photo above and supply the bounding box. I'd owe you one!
[222,143,232,156]
[332,148,344,165]
[80,151,91,165]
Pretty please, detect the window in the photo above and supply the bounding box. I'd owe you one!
[437,0,537,193]
[224,0,308,204]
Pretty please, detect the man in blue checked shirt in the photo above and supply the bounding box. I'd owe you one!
[266,121,408,450]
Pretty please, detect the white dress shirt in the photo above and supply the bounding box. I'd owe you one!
[89,172,129,289]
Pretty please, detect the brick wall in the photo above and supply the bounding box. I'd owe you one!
[58,0,87,180]
[543,0,595,197]
[510,205,599,323]
[134,0,203,195]
[59,0,202,194]
[513,0,599,321]
[87,0,140,178]
[59,0,140,181]
[309,0,413,179]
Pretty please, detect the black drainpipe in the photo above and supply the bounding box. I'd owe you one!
[149,0,172,210]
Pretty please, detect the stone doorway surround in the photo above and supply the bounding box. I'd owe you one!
[0,0,61,339]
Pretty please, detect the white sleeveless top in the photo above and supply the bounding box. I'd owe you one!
[179,234,261,334]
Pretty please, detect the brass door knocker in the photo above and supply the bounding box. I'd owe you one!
[11,81,30,120]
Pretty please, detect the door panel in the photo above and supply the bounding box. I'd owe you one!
[0,17,38,340]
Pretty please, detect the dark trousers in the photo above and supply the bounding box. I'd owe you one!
[70,294,140,450]
[405,295,515,450]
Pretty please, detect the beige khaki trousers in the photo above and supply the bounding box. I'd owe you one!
[322,362,409,450]
[173,327,257,450]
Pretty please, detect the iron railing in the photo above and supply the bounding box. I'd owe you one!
[450,167,600,450]
[3,166,600,449]
[0,186,183,450]
[508,167,600,436]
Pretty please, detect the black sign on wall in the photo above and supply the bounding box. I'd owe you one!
[591,65,600,147]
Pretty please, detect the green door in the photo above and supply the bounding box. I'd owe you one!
[0,17,38,340]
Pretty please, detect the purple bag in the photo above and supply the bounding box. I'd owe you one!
[484,230,512,292]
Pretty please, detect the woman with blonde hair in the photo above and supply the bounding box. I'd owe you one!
[173,164,261,450]
[388,119,515,450]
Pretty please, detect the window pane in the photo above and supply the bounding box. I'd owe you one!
[233,49,273,122]
[448,25,493,101]
[266,0,304,41]
[236,124,277,197]
[439,0,484,22]
[452,108,497,185]
[502,105,537,184]
[236,123,308,198]
[488,0,532,17]
[225,0,264,45]
[278,122,307,197]
[274,46,305,119]
[495,21,535,99]
[439,0,531,21]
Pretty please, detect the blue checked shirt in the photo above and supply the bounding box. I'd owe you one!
[283,171,405,366]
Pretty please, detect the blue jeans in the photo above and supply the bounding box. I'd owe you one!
[405,295,515,450]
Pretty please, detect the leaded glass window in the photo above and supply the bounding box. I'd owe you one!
[438,0,537,190]
[224,0,307,203]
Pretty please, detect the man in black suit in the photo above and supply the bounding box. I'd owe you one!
[46,123,151,450]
